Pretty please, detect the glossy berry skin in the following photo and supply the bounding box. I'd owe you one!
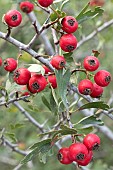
[57,147,73,165]
[77,151,93,166]
[90,0,105,6]
[90,83,103,98]
[28,74,47,93]
[4,58,17,72]
[43,65,52,74]
[38,0,53,7]
[4,10,22,27]
[61,16,78,33]
[59,34,77,52]
[0,57,2,66]
[78,79,94,95]
[94,70,111,87]
[20,1,34,13]
[50,55,66,70]
[68,143,88,162]
[83,134,100,151]
[83,56,100,72]
[48,75,57,89]
[13,68,31,85]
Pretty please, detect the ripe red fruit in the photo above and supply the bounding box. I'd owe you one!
[4,10,22,27]
[61,16,78,33]
[94,70,111,87]
[50,55,66,70]
[78,79,94,95]
[0,57,2,66]
[20,1,34,13]
[57,147,73,165]
[68,143,88,162]
[38,0,53,7]
[47,75,57,89]
[43,65,52,74]
[4,58,17,72]
[28,74,47,93]
[83,56,100,72]
[83,134,100,151]
[90,0,105,6]
[59,34,77,52]
[90,83,103,98]
[13,68,31,85]
[77,151,93,166]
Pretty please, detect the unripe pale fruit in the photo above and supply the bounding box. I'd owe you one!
[47,75,57,89]
[78,79,94,95]
[61,16,78,33]
[20,1,34,13]
[38,0,53,7]
[90,83,103,98]
[50,55,66,70]
[59,34,77,52]
[94,70,111,87]
[4,10,22,27]
[4,58,17,72]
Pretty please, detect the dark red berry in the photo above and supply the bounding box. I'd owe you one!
[90,83,103,98]
[94,70,111,87]
[83,133,100,151]
[0,57,2,66]
[38,0,53,7]
[47,75,57,89]
[4,10,22,27]
[77,151,93,166]
[50,55,66,70]
[57,147,73,165]
[59,34,77,52]
[28,74,47,93]
[14,68,31,85]
[4,58,17,72]
[43,65,52,74]
[20,1,34,13]
[68,143,88,162]
[83,56,100,72]
[78,79,94,95]
[61,16,78,33]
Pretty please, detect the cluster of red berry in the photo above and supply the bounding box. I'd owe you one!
[78,56,112,98]
[58,133,100,166]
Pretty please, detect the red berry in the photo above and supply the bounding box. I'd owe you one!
[59,34,77,52]
[38,0,53,7]
[43,65,52,74]
[57,147,73,165]
[94,70,111,87]
[4,58,17,72]
[0,57,2,66]
[78,79,94,95]
[61,16,78,33]
[68,143,88,162]
[4,10,22,27]
[14,68,31,85]
[90,0,105,6]
[83,134,100,151]
[50,55,66,70]
[20,1,34,13]
[28,74,47,93]
[90,83,103,98]
[77,151,93,166]
[83,56,100,72]
[47,75,57,89]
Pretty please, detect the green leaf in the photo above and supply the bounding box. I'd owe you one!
[60,0,69,10]
[79,101,109,111]
[50,9,66,21]
[41,94,51,111]
[50,91,58,115]
[76,3,104,24]
[5,132,17,143]
[63,52,74,63]
[77,126,94,135]
[10,123,24,130]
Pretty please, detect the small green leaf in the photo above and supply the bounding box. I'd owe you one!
[63,52,74,63]
[10,123,24,130]
[5,132,17,143]
[77,126,94,135]
[41,95,51,111]
[50,91,58,114]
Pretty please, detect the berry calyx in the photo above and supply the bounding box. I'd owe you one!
[20,1,34,13]
[50,55,66,70]
[43,65,52,74]
[0,57,2,66]
[94,70,111,87]
[28,74,47,93]
[83,133,100,151]
[59,34,78,52]
[57,147,73,165]
[4,10,22,27]
[13,68,31,85]
[68,143,88,162]
[38,0,53,7]
[77,151,93,166]
[83,56,100,72]
[61,16,78,33]
[90,83,103,98]
[78,79,94,95]
[4,58,17,72]
[47,75,57,89]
